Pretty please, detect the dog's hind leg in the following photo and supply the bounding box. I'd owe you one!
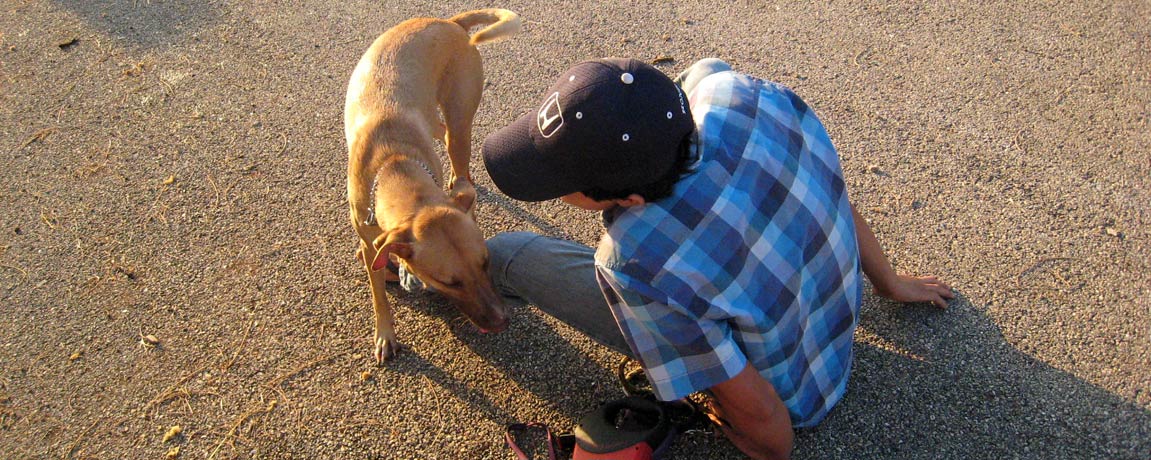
[439,48,484,185]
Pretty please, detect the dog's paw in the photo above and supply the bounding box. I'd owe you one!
[373,332,402,364]
[449,177,478,217]
[449,176,473,194]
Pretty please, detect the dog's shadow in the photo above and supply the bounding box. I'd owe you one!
[384,273,625,428]
[381,183,621,425]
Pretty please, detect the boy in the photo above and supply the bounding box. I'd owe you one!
[481,58,953,459]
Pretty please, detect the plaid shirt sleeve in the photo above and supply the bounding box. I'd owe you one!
[595,265,749,401]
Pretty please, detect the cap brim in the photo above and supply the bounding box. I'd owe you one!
[482,111,585,202]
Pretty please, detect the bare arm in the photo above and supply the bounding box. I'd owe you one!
[708,365,794,460]
[851,204,954,308]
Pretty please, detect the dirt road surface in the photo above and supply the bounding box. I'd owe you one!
[1,1,1148,458]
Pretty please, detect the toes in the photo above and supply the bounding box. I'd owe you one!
[373,337,402,364]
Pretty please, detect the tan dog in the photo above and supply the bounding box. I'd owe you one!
[345,9,519,363]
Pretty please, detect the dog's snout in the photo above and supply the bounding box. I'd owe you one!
[481,314,509,334]
[457,287,509,333]
[489,302,509,331]
[477,296,509,333]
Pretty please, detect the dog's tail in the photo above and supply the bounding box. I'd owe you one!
[449,9,521,46]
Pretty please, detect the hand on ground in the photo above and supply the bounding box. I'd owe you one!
[873,274,954,309]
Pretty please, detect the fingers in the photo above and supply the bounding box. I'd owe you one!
[873,274,955,309]
[905,275,955,309]
[918,275,954,295]
[933,284,955,300]
[922,277,955,309]
[917,277,955,309]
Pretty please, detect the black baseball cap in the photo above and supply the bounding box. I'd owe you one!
[482,58,694,202]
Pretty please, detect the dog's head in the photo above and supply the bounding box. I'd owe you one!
[371,197,508,333]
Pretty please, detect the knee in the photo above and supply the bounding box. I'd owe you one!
[693,58,731,73]
[486,232,542,280]
[677,58,732,92]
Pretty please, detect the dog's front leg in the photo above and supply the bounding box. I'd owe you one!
[362,242,402,363]
[449,176,478,219]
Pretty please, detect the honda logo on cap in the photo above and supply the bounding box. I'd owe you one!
[537,92,564,138]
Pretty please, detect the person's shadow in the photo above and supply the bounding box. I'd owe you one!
[380,187,1151,459]
[783,292,1151,460]
[398,282,1149,459]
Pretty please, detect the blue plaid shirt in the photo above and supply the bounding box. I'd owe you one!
[594,69,862,427]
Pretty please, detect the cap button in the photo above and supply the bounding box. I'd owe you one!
[620,73,634,84]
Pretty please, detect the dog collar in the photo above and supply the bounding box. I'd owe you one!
[413,159,437,184]
[365,173,379,226]
[364,158,439,226]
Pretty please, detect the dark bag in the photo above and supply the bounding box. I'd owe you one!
[571,396,676,460]
[506,358,707,460]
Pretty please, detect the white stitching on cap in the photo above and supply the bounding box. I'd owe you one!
[622,133,630,141]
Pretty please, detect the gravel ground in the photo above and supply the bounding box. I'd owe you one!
[0,1,1147,459]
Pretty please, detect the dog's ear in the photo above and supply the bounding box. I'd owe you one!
[449,178,476,213]
[371,227,413,272]
[371,242,412,271]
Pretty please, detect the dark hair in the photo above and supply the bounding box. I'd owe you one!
[581,131,698,202]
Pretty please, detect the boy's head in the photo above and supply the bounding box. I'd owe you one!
[482,58,695,203]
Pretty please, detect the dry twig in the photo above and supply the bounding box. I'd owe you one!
[1016,257,1075,284]
[142,365,210,414]
[208,399,277,460]
[275,132,289,156]
[40,210,60,230]
[11,127,57,155]
[265,351,349,389]
[0,264,28,279]
[220,319,257,372]
[62,420,98,459]
[854,46,873,67]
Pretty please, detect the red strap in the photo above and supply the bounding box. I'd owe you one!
[506,422,559,460]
